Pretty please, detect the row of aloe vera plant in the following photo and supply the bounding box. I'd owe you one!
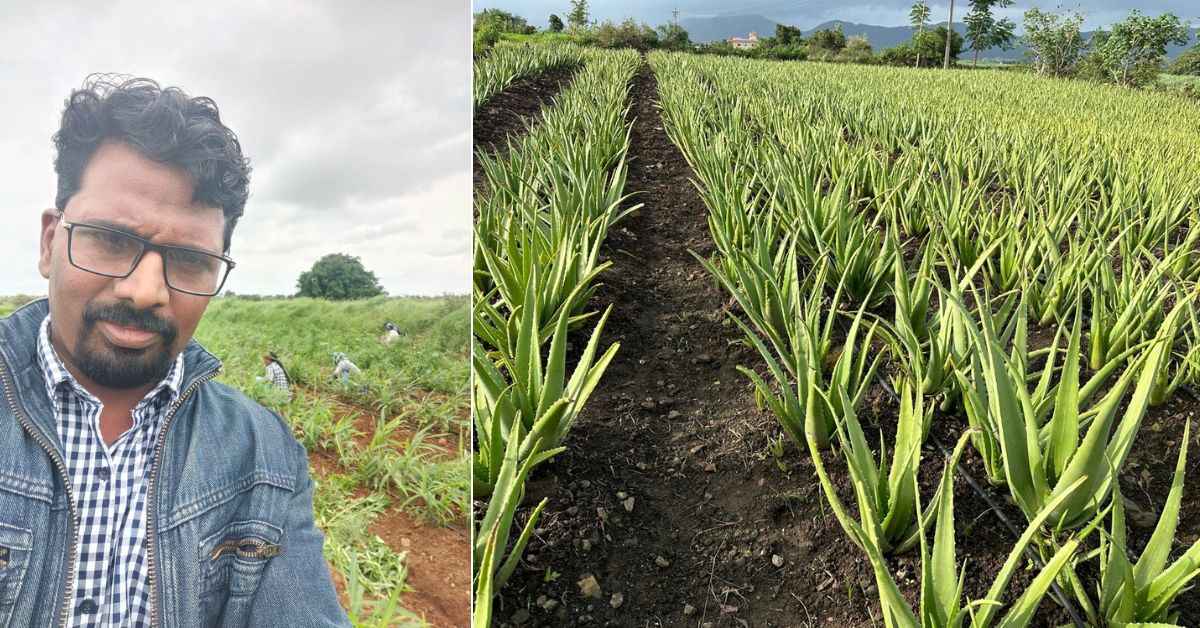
[473,41,584,109]
[471,48,642,627]
[651,49,1200,626]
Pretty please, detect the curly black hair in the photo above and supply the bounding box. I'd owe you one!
[53,74,251,252]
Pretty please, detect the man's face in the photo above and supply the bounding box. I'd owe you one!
[38,141,226,390]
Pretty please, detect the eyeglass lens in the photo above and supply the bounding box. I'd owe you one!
[69,224,228,294]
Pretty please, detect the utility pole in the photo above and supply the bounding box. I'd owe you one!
[943,0,954,69]
[672,8,679,27]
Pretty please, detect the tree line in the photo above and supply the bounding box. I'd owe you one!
[474,2,1198,91]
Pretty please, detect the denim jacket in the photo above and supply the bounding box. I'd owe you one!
[0,299,351,627]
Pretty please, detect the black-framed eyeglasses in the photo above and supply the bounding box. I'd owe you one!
[57,212,235,296]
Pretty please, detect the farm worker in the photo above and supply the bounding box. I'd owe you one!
[380,321,401,345]
[255,351,293,402]
[332,351,362,383]
[1,76,350,626]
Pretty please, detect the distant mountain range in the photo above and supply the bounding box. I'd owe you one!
[677,15,1200,61]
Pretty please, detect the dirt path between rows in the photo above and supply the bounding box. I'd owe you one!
[493,62,885,628]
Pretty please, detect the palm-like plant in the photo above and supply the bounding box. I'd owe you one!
[910,1,932,67]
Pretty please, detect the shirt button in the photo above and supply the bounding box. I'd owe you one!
[96,467,110,482]
[76,599,98,614]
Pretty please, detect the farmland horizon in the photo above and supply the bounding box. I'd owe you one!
[473,0,1200,34]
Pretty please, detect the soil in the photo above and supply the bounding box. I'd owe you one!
[472,65,578,190]
[484,60,1200,627]
[303,395,470,628]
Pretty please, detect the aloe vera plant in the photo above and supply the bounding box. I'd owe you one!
[639,46,1200,626]
[807,376,933,554]
[472,48,640,626]
[885,250,960,400]
[473,274,618,496]
[472,421,563,628]
[948,289,1191,530]
[819,427,1099,628]
[1064,421,1200,626]
[473,41,584,108]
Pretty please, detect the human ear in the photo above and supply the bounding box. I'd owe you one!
[38,209,61,279]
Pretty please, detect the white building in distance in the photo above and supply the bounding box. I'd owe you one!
[728,32,759,49]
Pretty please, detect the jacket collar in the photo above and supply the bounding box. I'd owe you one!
[0,297,222,451]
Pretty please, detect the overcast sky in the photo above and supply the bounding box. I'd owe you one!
[475,1,1199,31]
[0,1,471,297]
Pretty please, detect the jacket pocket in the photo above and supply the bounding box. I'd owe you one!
[199,519,283,599]
[0,522,32,624]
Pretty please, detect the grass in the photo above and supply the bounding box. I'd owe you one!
[498,31,578,45]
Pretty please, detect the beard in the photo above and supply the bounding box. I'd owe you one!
[68,301,180,389]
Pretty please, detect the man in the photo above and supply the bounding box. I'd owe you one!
[0,76,349,627]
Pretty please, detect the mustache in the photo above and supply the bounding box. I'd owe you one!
[83,302,178,346]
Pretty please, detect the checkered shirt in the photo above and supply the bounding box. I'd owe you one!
[265,361,292,400]
[37,316,184,628]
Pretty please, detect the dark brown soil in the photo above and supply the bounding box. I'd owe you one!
[473,65,579,189]
[487,61,1200,628]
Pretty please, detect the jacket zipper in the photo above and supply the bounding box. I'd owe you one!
[209,537,281,561]
[146,367,220,628]
[0,359,80,628]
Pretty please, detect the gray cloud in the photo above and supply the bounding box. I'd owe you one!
[0,0,471,296]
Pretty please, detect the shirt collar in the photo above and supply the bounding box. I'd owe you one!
[37,314,185,408]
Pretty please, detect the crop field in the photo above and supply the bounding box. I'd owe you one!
[2,295,471,627]
[197,296,470,627]
[473,46,1200,627]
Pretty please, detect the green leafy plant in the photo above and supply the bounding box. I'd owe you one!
[949,290,1188,529]
[1066,421,1200,625]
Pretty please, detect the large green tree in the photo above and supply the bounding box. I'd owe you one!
[774,23,804,46]
[964,0,1016,66]
[548,14,564,32]
[657,22,692,50]
[909,1,931,67]
[1023,8,1087,77]
[924,25,963,63]
[809,24,847,53]
[1089,10,1190,86]
[1171,44,1200,75]
[296,254,385,300]
[473,9,534,35]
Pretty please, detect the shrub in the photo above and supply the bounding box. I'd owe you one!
[1169,45,1200,75]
